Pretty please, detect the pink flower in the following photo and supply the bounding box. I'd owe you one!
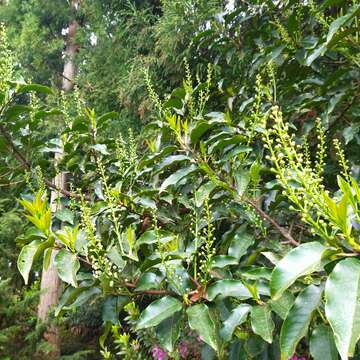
[152,345,167,360]
[179,341,189,359]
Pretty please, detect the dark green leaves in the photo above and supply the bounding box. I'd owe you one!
[269,290,295,320]
[17,84,53,95]
[187,304,219,352]
[136,296,183,329]
[17,239,53,284]
[326,4,360,44]
[97,111,117,127]
[325,258,360,359]
[280,285,323,360]
[190,116,225,143]
[3,104,32,120]
[54,208,74,225]
[207,280,252,301]
[211,255,239,268]
[305,4,360,65]
[310,325,337,360]
[251,304,274,343]
[270,242,329,299]
[160,165,198,192]
[156,315,181,352]
[54,249,80,287]
[220,304,251,342]
[228,228,254,260]
[102,296,129,325]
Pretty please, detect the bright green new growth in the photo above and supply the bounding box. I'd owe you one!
[2,1,360,359]
[263,106,360,250]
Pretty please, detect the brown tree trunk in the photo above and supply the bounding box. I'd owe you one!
[37,3,79,357]
[37,170,67,357]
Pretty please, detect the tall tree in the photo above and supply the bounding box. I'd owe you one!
[37,1,80,357]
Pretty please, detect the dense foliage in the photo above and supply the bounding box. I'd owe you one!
[1,0,360,359]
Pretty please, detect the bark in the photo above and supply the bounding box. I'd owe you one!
[37,3,79,357]
[62,19,79,91]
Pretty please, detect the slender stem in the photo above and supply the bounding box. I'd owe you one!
[245,199,299,246]
[0,122,90,200]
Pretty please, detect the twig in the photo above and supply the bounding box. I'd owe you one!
[0,180,23,187]
[0,123,31,170]
[189,275,201,288]
[325,94,358,135]
[245,198,299,246]
[125,282,175,296]
[0,122,88,200]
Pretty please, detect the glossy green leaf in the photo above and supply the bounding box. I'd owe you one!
[67,287,101,309]
[156,155,190,173]
[156,314,181,352]
[207,280,252,301]
[136,272,163,291]
[97,111,117,127]
[190,118,224,143]
[91,144,109,155]
[223,146,252,161]
[234,169,250,196]
[209,135,244,154]
[17,239,52,284]
[43,247,52,271]
[305,43,327,66]
[187,304,219,352]
[211,255,238,268]
[102,296,129,325]
[139,145,177,168]
[270,242,329,299]
[4,104,32,120]
[228,228,254,260]
[280,285,323,360]
[17,83,52,94]
[34,108,62,120]
[269,290,295,320]
[195,181,216,207]
[136,296,183,329]
[220,304,251,342]
[310,324,338,360]
[137,230,176,246]
[54,208,74,224]
[326,5,360,44]
[54,249,80,287]
[55,285,97,316]
[160,165,197,192]
[241,266,272,280]
[325,258,360,359]
[251,304,274,343]
[106,246,126,270]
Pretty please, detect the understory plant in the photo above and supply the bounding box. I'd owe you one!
[2,2,360,359]
[262,105,360,360]
[15,63,360,360]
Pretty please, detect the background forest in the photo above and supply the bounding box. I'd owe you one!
[0,0,360,359]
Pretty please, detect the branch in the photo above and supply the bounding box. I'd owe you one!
[125,282,175,296]
[245,198,299,246]
[0,123,87,200]
[0,124,31,170]
[325,94,358,135]
[58,71,78,86]
[182,145,298,245]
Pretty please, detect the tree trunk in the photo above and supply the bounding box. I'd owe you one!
[37,4,79,357]
[37,170,66,357]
